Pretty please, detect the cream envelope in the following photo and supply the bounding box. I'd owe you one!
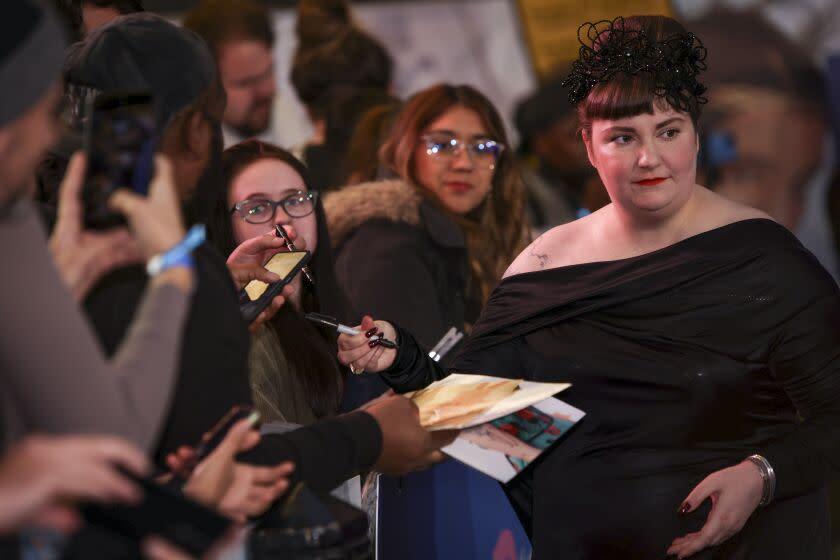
[409,374,571,431]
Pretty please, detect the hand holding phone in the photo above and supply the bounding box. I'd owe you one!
[80,468,233,558]
[240,250,311,324]
[83,92,157,229]
[173,405,258,480]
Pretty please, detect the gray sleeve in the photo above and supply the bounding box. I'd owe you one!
[0,202,188,450]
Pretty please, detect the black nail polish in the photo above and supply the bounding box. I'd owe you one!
[678,503,690,514]
[365,328,378,338]
[368,340,380,348]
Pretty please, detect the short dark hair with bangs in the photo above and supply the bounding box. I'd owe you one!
[574,15,706,135]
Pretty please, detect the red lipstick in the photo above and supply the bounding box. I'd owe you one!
[635,177,667,186]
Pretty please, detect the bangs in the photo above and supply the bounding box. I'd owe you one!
[579,72,701,130]
[582,73,657,123]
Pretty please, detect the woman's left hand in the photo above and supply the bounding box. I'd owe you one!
[666,461,764,558]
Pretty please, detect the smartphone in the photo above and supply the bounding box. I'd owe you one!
[240,250,311,324]
[80,469,232,557]
[174,405,258,479]
[83,91,157,229]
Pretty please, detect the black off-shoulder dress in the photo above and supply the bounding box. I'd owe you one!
[382,219,840,559]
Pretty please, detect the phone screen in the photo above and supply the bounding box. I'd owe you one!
[240,250,311,323]
[244,251,309,301]
[84,92,157,229]
[172,405,256,480]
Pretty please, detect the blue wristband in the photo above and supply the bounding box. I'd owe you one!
[146,224,205,276]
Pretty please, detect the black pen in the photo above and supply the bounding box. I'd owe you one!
[275,225,315,285]
[305,312,399,349]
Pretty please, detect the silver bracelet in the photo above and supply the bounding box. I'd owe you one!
[745,454,776,506]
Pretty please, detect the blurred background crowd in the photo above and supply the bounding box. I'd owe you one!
[99,0,840,278]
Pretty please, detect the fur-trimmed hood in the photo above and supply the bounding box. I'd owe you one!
[324,180,422,248]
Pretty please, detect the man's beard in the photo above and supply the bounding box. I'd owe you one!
[229,99,272,138]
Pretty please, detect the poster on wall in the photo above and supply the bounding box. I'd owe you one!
[516,0,673,79]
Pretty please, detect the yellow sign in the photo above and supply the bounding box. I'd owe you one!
[516,0,673,78]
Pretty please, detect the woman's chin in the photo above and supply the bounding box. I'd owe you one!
[441,197,484,216]
[626,192,681,215]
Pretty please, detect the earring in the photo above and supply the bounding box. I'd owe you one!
[489,163,495,170]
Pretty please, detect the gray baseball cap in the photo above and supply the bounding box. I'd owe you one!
[64,12,218,129]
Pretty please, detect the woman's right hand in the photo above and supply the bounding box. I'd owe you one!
[337,315,398,374]
[108,154,186,260]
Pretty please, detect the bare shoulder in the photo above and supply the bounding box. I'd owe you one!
[503,213,596,278]
[699,187,774,227]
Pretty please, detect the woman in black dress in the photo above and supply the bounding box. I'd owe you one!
[335,15,840,560]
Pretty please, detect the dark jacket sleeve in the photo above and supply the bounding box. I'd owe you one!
[379,324,450,392]
[0,203,186,450]
[85,244,253,465]
[239,411,383,492]
[151,245,253,465]
[381,320,530,393]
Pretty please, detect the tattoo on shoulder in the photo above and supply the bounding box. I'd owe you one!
[529,235,550,268]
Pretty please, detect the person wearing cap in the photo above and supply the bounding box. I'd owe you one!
[1,0,194,456]
[63,13,273,469]
[515,71,600,234]
[0,1,195,554]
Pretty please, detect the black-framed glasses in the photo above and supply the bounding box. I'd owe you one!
[230,190,318,224]
[420,133,505,167]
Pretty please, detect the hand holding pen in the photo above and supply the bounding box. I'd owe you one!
[226,227,291,269]
[330,315,400,375]
[306,312,398,349]
[275,225,315,285]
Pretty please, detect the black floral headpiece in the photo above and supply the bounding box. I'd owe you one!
[562,17,708,112]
